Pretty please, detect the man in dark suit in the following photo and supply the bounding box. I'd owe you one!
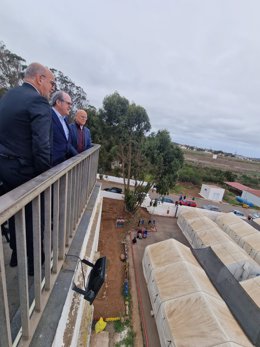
[51,91,78,165]
[70,109,92,153]
[0,62,55,274]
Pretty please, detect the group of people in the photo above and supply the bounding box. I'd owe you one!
[0,62,92,275]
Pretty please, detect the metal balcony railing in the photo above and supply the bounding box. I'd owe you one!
[0,144,100,347]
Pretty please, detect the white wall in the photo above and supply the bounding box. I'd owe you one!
[97,174,148,187]
[199,184,225,202]
[101,190,124,200]
[241,191,260,207]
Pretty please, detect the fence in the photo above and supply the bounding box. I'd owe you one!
[0,144,100,347]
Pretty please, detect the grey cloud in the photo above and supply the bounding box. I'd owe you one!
[1,0,260,157]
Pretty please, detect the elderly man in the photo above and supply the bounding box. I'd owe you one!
[51,91,78,165]
[0,62,55,274]
[70,109,92,153]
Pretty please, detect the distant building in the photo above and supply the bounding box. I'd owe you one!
[199,184,225,202]
[241,189,260,208]
[212,154,217,160]
[225,181,260,207]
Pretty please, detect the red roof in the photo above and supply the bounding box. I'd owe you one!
[225,182,250,191]
[246,189,260,198]
[225,182,260,197]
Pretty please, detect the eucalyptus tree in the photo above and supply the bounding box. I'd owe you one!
[50,68,88,115]
[0,41,26,96]
[144,130,184,195]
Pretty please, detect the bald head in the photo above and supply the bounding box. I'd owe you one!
[24,62,55,100]
[24,63,46,79]
[75,109,88,126]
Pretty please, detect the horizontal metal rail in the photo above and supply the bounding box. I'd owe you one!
[0,145,100,347]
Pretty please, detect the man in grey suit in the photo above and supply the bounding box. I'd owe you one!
[0,62,55,274]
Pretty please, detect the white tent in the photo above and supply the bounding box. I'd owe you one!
[215,212,243,229]
[241,276,260,307]
[238,233,260,265]
[147,262,219,317]
[178,211,231,248]
[211,241,260,281]
[156,293,253,347]
[215,214,257,241]
[177,211,260,280]
[142,239,199,283]
[254,218,260,226]
[143,239,255,346]
[215,214,260,265]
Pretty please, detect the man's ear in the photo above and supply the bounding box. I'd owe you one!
[35,73,43,86]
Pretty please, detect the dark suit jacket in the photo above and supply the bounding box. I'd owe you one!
[0,83,52,178]
[51,109,78,166]
[70,122,92,152]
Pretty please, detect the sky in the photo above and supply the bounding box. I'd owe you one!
[1,0,260,158]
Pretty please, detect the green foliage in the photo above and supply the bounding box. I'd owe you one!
[124,185,151,213]
[144,130,184,195]
[0,42,88,113]
[114,320,125,333]
[115,329,135,347]
[0,41,26,90]
[240,174,260,189]
[223,190,239,205]
[178,165,202,185]
[95,92,153,212]
[178,163,238,186]
[50,68,88,114]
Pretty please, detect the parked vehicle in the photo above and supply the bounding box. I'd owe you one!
[202,205,220,212]
[159,196,174,204]
[179,200,197,207]
[232,210,245,219]
[104,187,122,194]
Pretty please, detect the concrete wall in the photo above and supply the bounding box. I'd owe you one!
[97,174,148,187]
[52,187,103,347]
[101,190,124,200]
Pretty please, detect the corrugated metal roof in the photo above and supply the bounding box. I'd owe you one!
[246,189,260,198]
[225,182,250,191]
[225,182,260,197]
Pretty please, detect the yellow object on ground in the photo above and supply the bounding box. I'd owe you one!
[105,317,121,322]
[95,317,107,333]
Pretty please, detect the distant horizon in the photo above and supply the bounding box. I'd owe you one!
[175,141,260,159]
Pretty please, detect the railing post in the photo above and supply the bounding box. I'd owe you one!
[0,229,12,347]
[66,171,72,245]
[58,174,68,260]
[52,180,60,273]
[32,196,42,311]
[15,208,30,340]
[44,187,52,291]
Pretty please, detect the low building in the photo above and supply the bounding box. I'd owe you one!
[199,184,225,202]
[242,189,260,208]
[225,182,260,208]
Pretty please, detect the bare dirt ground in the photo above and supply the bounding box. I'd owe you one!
[93,198,152,346]
[93,198,151,319]
[184,150,260,176]
[93,198,127,319]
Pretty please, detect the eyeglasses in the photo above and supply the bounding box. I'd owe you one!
[41,75,56,87]
[61,99,72,106]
